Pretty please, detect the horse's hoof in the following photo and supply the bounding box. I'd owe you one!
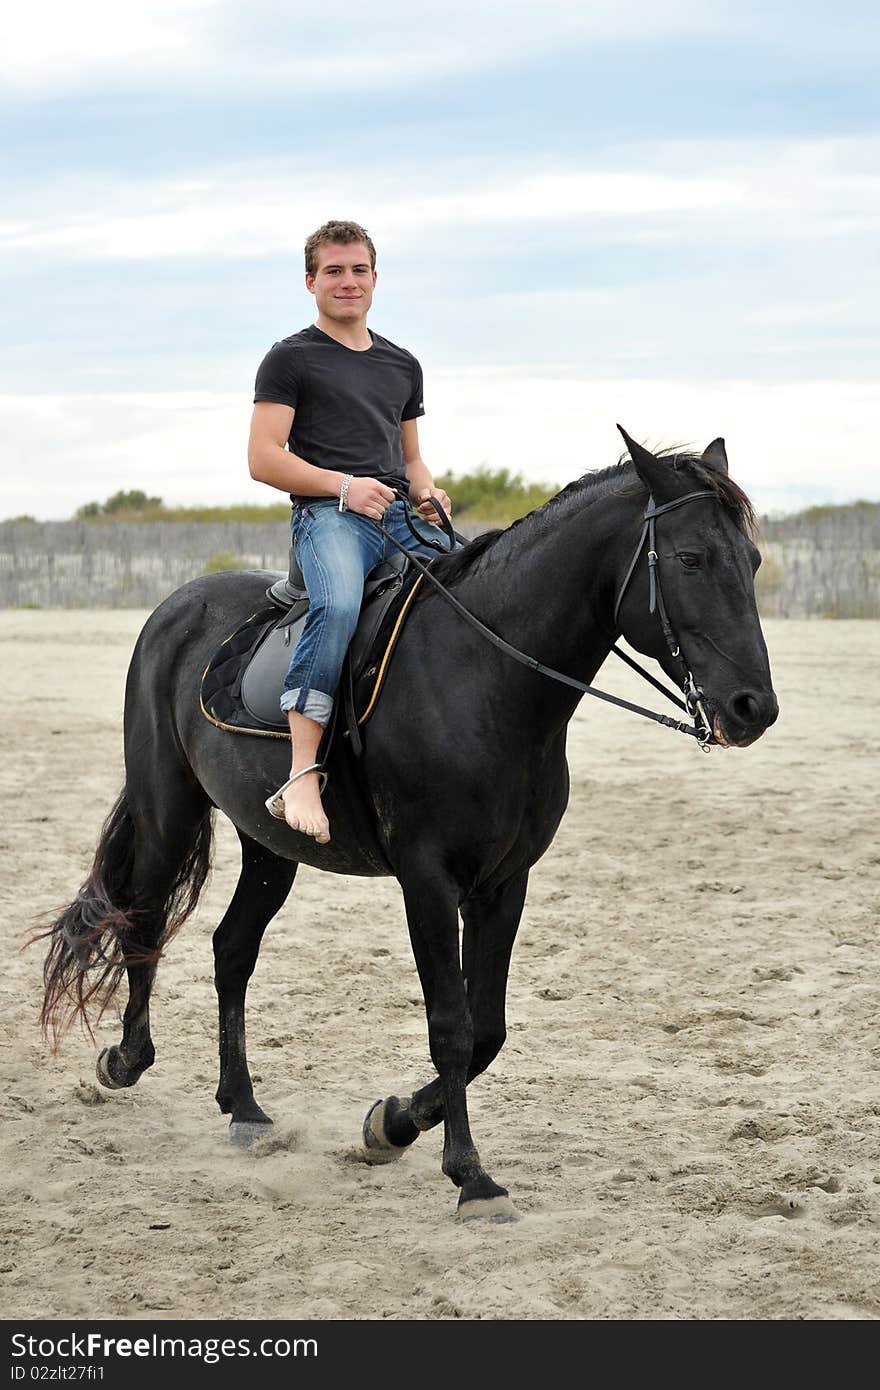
[361,1098,410,1164]
[96,1047,127,1090]
[456,1178,521,1223]
[457,1193,521,1223]
[228,1121,273,1149]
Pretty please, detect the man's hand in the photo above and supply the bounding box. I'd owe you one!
[346,476,397,520]
[413,486,453,525]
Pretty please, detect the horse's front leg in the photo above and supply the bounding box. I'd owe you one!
[393,867,518,1220]
[365,875,527,1180]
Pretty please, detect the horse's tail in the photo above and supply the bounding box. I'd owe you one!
[37,787,214,1047]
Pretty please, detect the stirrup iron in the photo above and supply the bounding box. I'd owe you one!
[265,763,328,819]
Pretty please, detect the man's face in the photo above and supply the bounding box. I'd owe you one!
[306,241,376,323]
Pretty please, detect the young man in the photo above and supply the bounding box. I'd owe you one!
[247,219,453,845]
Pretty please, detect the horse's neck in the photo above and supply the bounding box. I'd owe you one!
[455,493,627,689]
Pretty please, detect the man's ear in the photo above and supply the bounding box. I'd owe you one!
[617,425,681,502]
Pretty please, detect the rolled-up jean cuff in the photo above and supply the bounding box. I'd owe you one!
[279,687,334,726]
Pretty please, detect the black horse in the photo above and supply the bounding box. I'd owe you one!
[40,431,777,1220]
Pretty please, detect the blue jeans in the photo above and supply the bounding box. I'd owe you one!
[280,498,455,726]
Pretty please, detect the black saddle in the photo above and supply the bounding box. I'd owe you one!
[200,545,413,737]
[265,541,312,606]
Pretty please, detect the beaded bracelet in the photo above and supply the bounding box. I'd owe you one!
[338,474,353,512]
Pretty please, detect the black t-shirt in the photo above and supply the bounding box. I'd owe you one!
[253,324,424,499]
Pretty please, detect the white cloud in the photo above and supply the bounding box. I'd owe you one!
[0,171,744,262]
[6,1,878,101]
[421,372,880,517]
[743,298,866,329]
[2,376,878,521]
[0,1,733,95]
[5,2,877,96]
[3,136,877,265]
[1,1,218,92]
[0,390,252,518]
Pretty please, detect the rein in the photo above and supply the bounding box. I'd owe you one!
[377,491,719,746]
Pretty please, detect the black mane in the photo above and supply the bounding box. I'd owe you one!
[427,449,758,587]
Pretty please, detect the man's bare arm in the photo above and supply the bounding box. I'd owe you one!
[248,402,395,518]
[401,418,452,521]
[248,403,344,498]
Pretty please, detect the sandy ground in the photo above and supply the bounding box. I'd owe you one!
[0,610,877,1322]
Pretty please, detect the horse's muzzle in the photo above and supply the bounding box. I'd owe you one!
[714,688,779,747]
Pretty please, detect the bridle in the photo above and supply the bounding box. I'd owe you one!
[374,489,721,747]
[612,489,718,747]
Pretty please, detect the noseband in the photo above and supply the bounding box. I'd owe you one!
[613,489,718,747]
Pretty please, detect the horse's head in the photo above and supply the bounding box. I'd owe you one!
[614,427,778,748]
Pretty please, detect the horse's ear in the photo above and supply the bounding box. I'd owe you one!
[616,425,677,500]
[701,437,729,474]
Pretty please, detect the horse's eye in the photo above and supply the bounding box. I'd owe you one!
[678,552,702,569]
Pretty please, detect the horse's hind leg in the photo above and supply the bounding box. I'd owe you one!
[96,959,158,1090]
[97,781,213,1091]
[213,831,297,1144]
[365,874,527,1188]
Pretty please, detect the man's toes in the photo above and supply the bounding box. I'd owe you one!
[302,815,330,843]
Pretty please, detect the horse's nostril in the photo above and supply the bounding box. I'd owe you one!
[729,691,763,726]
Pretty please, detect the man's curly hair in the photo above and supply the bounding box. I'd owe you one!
[304,220,376,276]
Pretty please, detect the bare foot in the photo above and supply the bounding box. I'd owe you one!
[281,772,330,844]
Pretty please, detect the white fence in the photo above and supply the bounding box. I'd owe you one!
[0,519,486,609]
[2,516,878,615]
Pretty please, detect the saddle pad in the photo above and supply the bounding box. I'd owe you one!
[200,604,303,737]
[200,567,420,739]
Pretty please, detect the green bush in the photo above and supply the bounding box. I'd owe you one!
[203,551,243,574]
[798,499,879,524]
[821,599,880,619]
[158,503,290,523]
[77,490,163,519]
[70,471,557,526]
[75,495,290,524]
[434,467,558,524]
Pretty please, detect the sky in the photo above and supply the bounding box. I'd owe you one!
[2,0,879,520]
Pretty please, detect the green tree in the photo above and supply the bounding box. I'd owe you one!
[433,466,558,523]
[101,489,163,514]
